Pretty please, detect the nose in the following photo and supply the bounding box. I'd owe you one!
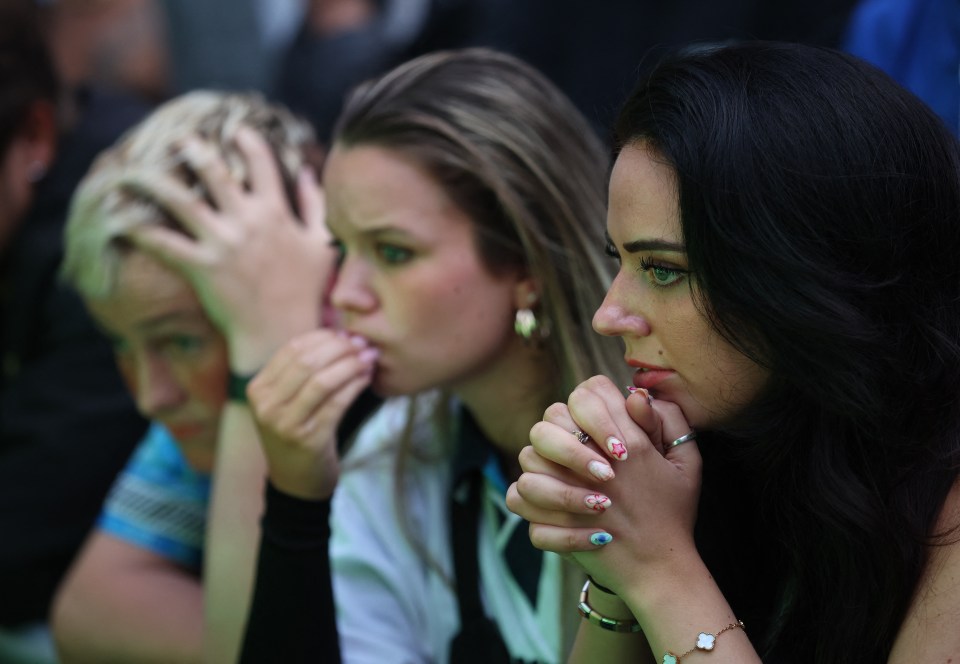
[592,274,652,338]
[131,353,186,418]
[329,254,378,315]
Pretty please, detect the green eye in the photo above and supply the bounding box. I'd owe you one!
[377,244,413,265]
[651,265,682,286]
[638,258,688,288]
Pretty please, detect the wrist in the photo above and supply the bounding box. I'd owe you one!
[227,369,257,403]
[578,579,641,633]
[620,547,711,622]
[227,322,314,373]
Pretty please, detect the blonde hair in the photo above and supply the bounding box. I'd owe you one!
[61,90,315,298]
[335,49,625,660]
[335,48,624,394]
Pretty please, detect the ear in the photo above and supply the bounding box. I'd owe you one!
[18,99,58,180]
[512,274,540,311]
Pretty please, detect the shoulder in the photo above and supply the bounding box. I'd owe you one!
[889,477,960,661]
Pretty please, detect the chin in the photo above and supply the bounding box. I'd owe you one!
[371,368,435,398]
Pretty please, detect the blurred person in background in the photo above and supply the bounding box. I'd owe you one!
[0,1,149,662]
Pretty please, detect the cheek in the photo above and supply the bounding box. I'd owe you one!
[181,347,229,410]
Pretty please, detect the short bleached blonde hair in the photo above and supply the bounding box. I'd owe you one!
[62,90,315,298]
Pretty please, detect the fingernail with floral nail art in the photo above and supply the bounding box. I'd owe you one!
[588,460,615,481]
[606,436,628,461]
[585,493,612,512]
[590,532,613,546]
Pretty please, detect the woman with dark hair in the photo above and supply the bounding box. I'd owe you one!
[507,42,960,663]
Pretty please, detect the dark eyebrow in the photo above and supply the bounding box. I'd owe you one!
[604,233,686,254]
[622,238,686,254]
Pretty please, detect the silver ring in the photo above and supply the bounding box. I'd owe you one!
[669,431,697,448]
[571,429,591,445]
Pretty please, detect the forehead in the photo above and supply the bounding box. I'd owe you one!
[83,250,208,333]
[322,144,471,238]
[608,143,681,243]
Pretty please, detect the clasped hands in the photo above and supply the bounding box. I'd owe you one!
[506,376,704,601]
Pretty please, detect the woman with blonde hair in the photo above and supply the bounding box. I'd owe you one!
[53,89,339,663]
[223,48,626,663]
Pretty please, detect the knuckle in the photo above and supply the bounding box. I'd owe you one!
[504,484,522,512]
[517,445,537,468]
[528,525,550,552]
[583,375,613,391]
[528,421,551,445]
[543,402,568,421]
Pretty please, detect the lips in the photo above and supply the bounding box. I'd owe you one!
[628,360,675,390]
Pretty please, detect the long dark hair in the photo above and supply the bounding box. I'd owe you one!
[616,42,960,662]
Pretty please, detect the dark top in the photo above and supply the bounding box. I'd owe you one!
[0,88,150,626]
[240,403,545,663]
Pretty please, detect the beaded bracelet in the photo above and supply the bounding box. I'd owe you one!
[662,620,745,664]
[577,579,642,633]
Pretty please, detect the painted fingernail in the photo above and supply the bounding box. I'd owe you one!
[606,436,628,461]
[590,532,613,546]
[358,348,380,364]
[626,386,653,404]
[349,334,368,348]
[585,493,612,512]
[588,459,615,481]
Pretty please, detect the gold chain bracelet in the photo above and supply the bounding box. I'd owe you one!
[662,620,745,663]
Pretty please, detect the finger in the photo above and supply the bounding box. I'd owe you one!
[121,172,226,242]
[505,482,602,529]
[297,169,329,237]
[177,136,245,212]
[253,330,357,388]
[273,350,375,431]
[527,421,616,484]
[528,523,615,553]
[249,333,364,409]
[653,400,703,474]
[568,375,654,462]
[516,443,598,486]
[624,392,664,454]
[236,125,288,202]
[514,471,614,515]
[125,224,208,268]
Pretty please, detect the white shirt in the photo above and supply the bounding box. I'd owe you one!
[330,396,563,664]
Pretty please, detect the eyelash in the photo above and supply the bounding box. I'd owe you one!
[637,256,689,288]
[604,241,620,262]
[328,238,414,266]
[604,241,689,287]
